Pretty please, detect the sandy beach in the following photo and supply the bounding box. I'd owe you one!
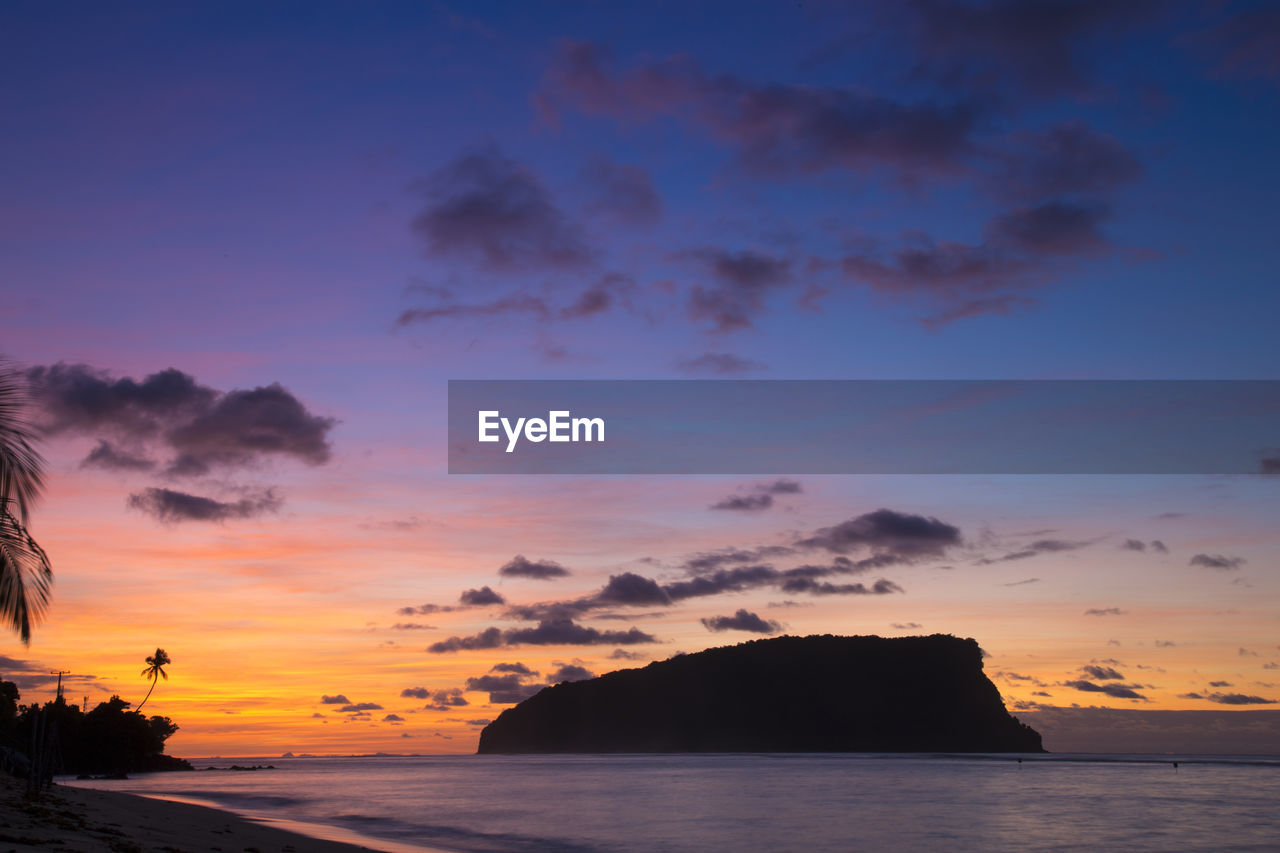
[0,773,404,853]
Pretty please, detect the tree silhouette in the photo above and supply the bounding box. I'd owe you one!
[0,360,53,644]
[136,648,171,713]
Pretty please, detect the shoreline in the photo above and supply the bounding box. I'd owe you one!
[0,773,445,853]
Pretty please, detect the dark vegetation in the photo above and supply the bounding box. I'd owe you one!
[479,634,1044,754]
[0,681,191,777]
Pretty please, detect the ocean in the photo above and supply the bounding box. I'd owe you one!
[64,753,1280,852]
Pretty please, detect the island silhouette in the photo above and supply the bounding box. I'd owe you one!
[478,634,1044,753]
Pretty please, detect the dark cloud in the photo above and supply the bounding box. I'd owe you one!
[700,609,782,634]
[548,664,595,682]
[397,294,550,327]
[710,479,802,511]
[499,555,571,580]
[797,508,961,558]
[609,649,644,660]
[1150,540,1168,554]
[460,586,506,607]
[398,603,451,616]
[710,493,774,512]
[27,363,334,479]
[891,622,923,630]
[80,440,156,472]
[779,578,904,596]
[1080,665,1125,681]
[681,248,794,332]
[400,687,430,699]
[683,546,795,573]
[893,0,1158,99]
[27,364,216,437]
[127,487,281,524]
[1155,640,1176,648]
[584,158,662,226]
[663,565,781,601]
[597,572,673,607]
[542,40,980,179]
[412,147,590,271]
[390,623,436,630]
[0,655,102,692]
[337,702,383,713]
[1002,577,1039,586]
[464,673,545,704]
[427,626,504,653]
[1063,680,1146,700]
[989,121,1142,201]
[560,272,634,322]
[164,384,334,476]
[429,620,655,653]
[383,714,405,722]
[1083,607,1126,616]
[320,695,351,704]
[1190,553,1245,571]
[1120,539,1146,551]
[490,662,537,676]
[426,688,469,710]
[978,537,1094,564]
[1205,693,1277,706]
[1209,681,1232,688]
[986,201,1110,257]
[675,353,767,375]
[840,197,1116,327]
[504,620,657,647]
[560,284,612,320]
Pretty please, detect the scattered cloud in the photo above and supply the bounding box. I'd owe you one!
[675,353,766,375]
[1205,693,1277,706]
[796,508,961,558]
[1063,680,1146,700]
[411,146,590,271]
[126,487,282,524]
[499,555,571,580]
[700,609,782,634]
[429,620,655,653]
[337,702,383,713]
[1190,554,1245,571]
[460,586,506,606]
[710,493,774,512]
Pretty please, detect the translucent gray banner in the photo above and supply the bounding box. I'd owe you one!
[447,380,1280,475]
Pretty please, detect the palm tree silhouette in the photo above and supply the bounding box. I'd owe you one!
[0,360,53,644]
[136,648,170,713]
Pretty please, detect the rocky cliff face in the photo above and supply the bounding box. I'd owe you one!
[477,634,1044,754]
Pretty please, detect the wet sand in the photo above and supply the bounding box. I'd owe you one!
[0,773,397,853]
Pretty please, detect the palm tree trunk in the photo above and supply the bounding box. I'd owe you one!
[136,678,157,713]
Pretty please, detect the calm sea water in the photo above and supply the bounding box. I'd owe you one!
[64,753,1280,852]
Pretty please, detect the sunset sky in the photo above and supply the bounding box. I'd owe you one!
[3,1,1279,756]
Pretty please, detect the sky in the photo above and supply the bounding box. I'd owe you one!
[2,0,1279,756]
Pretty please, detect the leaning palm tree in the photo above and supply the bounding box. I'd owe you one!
[0,360,52,644]
[136,648,170,712]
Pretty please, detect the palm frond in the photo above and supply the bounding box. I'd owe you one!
[0,505,53,644]
[0,364,45,526]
